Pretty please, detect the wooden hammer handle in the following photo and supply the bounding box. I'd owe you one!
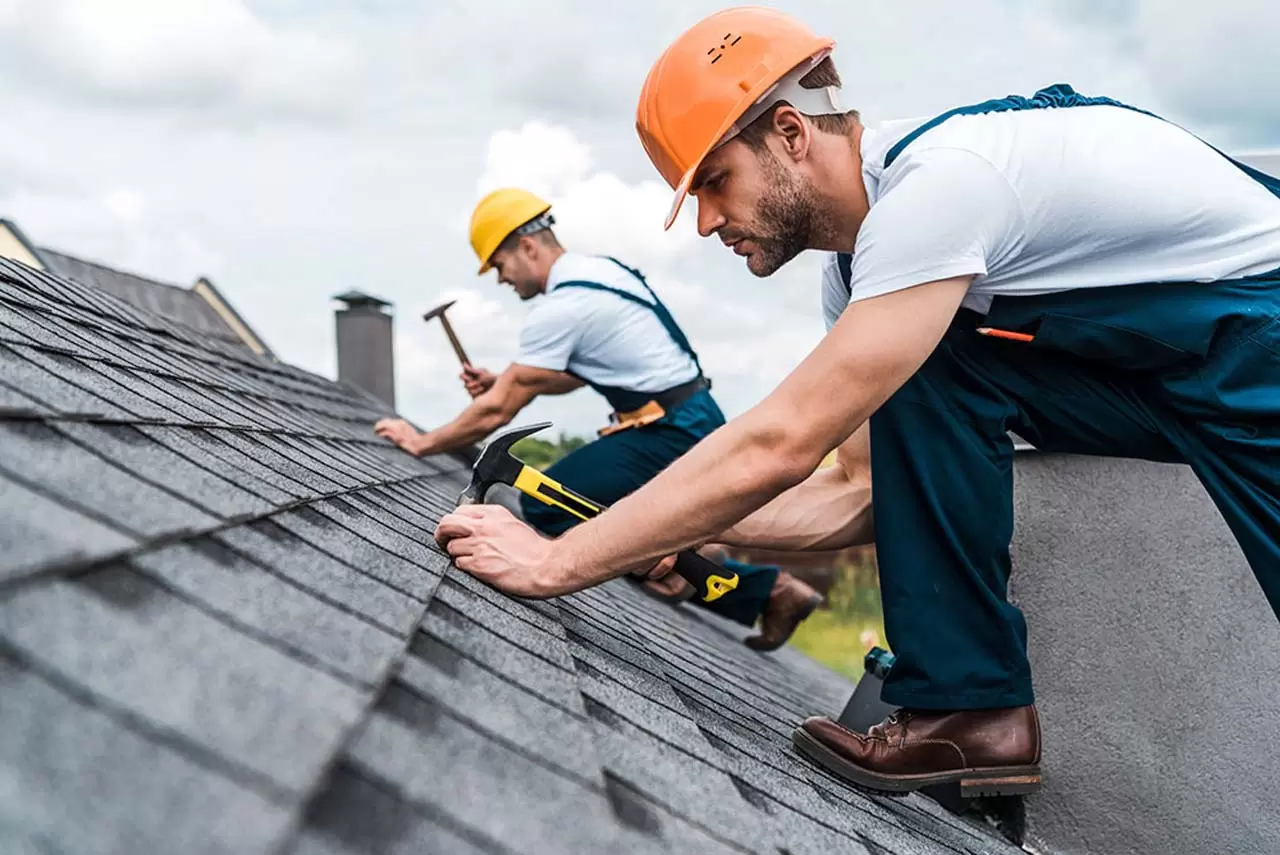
[437,314,471,366]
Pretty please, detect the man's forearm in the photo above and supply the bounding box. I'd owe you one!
[414,365,570,457]
[416,402,507,456]
[719,422,874,551]
[718,464,873,552]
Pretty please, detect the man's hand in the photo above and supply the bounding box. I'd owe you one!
[630,554,692,600]
[631,544,726,582]
[435,505,561,598]
[374,417,424,455]
[632,553,679,582]
[460,364,498,398]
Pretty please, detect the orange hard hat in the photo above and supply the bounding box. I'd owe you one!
[636,7,836,230]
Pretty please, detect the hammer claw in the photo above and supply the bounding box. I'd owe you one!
[458,421,552,505]
[423,299,472,367]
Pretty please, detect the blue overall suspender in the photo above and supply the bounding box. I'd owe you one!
[834,83,1280,298]
[554,256,708,414]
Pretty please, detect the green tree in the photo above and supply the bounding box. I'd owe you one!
[510,431,588,470]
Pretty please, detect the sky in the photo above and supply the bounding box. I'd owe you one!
[1,0,1278,437]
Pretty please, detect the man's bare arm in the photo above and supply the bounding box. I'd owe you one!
[717,422,874,552]
[374,364,583,456]
[434,276,971,597]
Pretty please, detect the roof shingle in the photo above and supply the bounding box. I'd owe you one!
[0,257,1026,854]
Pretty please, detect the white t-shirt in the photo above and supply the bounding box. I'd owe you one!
[517,252,700,392]
[822,102,1280,327]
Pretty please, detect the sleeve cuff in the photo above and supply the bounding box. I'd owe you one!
[513,354,570,372]
[849,259,988,304]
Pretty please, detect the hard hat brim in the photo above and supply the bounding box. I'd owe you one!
[664,168,696,231]
[658,41,835,232]
[662,104,743,230]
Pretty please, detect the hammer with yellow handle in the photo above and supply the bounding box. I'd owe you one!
[456,421,739,603]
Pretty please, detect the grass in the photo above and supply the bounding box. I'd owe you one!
[787,609,886,681]
[769,546,888,682]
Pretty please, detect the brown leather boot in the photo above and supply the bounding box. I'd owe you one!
[745,571,824,651]
[792,705,1042,796]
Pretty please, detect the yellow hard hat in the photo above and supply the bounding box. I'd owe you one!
[468,187,553,274]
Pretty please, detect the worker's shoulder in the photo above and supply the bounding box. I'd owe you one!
[877,101,1177,169]
[546,252,645,298]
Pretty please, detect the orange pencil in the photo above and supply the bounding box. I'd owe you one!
[976,327,1036,343]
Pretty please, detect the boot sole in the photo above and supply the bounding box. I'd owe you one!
[792,728,1041,797]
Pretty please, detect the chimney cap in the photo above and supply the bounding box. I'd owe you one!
[334,290,393,311]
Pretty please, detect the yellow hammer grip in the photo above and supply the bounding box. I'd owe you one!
[508,464,739,603]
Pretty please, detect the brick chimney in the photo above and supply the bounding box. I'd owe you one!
[333,290,395,409]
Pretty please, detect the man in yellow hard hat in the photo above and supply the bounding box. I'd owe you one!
[433,7,1280,799]
[374,186,826,650]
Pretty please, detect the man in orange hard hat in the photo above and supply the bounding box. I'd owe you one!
[434,6,1280,798]
[376,187,825,650]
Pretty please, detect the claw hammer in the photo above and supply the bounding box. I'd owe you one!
[456,421,739,603]
[423,300,471,367]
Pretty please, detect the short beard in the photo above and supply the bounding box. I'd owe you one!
[746,147,823,277]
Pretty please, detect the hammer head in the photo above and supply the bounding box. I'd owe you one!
[422,300,457,322]
[457,421,552,506]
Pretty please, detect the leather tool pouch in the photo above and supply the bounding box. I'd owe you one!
[598,400,666,437]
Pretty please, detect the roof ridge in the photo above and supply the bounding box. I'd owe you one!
[36,245,189,293]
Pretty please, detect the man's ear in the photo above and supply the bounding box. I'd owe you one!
[518,235,540,261]
[771,105,811,164]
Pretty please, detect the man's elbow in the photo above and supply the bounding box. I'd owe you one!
[740,419,825,497]
[485,410,517,435]
[469,398,513,433]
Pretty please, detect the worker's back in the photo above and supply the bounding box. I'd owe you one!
[518,251,700,396]
[851,100,1280,313]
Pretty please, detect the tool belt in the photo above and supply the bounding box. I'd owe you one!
[598,376,709,437]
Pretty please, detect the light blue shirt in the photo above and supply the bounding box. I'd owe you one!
[516,252,699,393]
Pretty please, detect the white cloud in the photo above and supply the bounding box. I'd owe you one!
[6,182,223,287]
[1132,0,1280,142]
[0,0,359,119]
[1031,0,1280,145]
[472,120,700,266]
[104,189,145,224]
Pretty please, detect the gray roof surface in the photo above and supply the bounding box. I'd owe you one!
[37,246,254,349]
[0,257,1024,855]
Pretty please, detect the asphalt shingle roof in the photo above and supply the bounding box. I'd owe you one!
[35,247,253,348]
[0,256,1026,855]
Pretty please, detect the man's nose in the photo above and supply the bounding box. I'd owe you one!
[697,198,726,238]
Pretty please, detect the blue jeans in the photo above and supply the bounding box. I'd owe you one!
[871,273,1280,710]
[521,389,778,625]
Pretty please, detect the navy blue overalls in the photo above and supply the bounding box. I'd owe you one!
[839,85,1280,710]
[519,256,781,625]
